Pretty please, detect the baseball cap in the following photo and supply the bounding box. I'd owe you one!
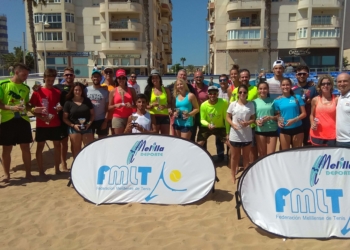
[208,86,219,92]
[104,67,113,72]
[91,69,102,76]
[151,69,160,76]
[116,69,126,78]
[273,60,285,68]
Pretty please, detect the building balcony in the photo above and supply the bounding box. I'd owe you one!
[109,21,143,32]
[312,0,341,9]
[161,0,171,14]
[298,0,310,9]
[101,22,107,32]
[36,41,65,51]
[226,20,261,30]
[311,16,340,27]
[101,41,143,51]
[227,0,263,12]
[295,38,309,48]
[100,0,142,14]
[226,39,263,49]
[164,43,170,50]
[296,18,309,28]
[310,37,340,47]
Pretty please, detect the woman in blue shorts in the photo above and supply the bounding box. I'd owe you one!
[273,78,306,150]
[253,82,278,158]
[173,79,199,139]
[226,85,255,183]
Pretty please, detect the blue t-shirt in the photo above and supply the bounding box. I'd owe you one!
[174,93,193,127]
[273,94,305,129]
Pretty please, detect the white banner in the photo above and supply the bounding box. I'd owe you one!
[240,147,350,238]
[71,134,215,205]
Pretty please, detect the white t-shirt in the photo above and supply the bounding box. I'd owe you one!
[128,82,141,94]
[267,77,295,100]
[227,101,255,142]
[131,112,151,133]
[336,90,350,142]
[218,88,229,102]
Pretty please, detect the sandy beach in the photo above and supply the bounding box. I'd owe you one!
[1,135,349,250]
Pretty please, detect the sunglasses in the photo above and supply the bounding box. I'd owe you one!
[321,82,332,86]
[239,91,247,94]
[118,77,126,80]
[219,79,227,82]
[105,71,113,74]
[64,74,74,77]
[195,76,202,79]
[131,76,137,78]
[297,72,308,76]
[208,92,218,95]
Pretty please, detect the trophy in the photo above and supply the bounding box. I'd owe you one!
[278,116,285,126]
[175,108,180,118]
[237,118,244,129]
[54,102,61,110]
[78,118,86,130]
[131,115,138,127]
[156,96,161,110]
[208,113,214,128]
[45,114,54,125]
[41,98,49,116]
[20,98,26,115]
[313,117,319,130]
[182,109,189,120]
[119,90,125,106]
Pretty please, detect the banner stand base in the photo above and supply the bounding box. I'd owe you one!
[235,191,242,220]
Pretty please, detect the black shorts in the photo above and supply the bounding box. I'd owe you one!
[0,118,33,146]
[280,125,304,136]
[255,130,279,137]
[310,136,336,147]
[90,119,108,136]
[197,127,227,142]
[173,124,192,133]
[229,141,252,148]
[35,126,62,142]
[155,115,170,125]
[59,123,68,139]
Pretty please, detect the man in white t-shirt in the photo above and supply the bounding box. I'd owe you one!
[267,60,295,100]
[127,72,141,94]
[336,73,350,147]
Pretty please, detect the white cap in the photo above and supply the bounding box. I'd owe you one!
[273,60,285,68]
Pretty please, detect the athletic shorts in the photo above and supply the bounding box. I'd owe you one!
[68,126,93,135]
[59,123,68,139]
[197,127,226,142]
[155,115,170,125]
[35,126,62,142]
[90,119,108,136]
[0,118,33,146]
[310,136,336,147]
[173,124,192,133]
[229,141,252,148]
[112,117,128,129]
[280,125,304,136]
[255,130,279,137]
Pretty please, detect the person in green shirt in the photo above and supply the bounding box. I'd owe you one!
[197,86,229,150]
[253,82,279,159]
[0,63,44,182]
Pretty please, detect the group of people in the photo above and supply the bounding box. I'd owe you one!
[1,61,350,185]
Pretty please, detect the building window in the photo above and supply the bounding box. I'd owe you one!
[121,58,130,66]
[103,58,108,65]
[322,56,336,65]
[93,17,100,25]
[113,59,119,65]
[312,16,331,25]
[227,29,260,40]
[240,17,250,27]
[66,32,75,41]
[288,33,296,40]
[65,13,74,23]
[272,0,278,2]
[36,32,62,41]
[65,0,72,3]
[289,13,296,22]
[97,58,102,65]
[94,36,101,44]
[297,28,307,38]
[34,13,62,28]
[47,0,61,3]
[134,58,140,65]
[311,28,340,38]
[121,37,138,41]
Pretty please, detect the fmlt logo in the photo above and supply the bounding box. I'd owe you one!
[97,166,152,185]
[127,140,164,164]
[275,188,343,214]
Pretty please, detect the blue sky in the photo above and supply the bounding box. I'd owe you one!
[1,0,208,66]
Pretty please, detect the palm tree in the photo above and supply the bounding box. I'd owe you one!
[265,0,271,71]
[142,0,151,75]
[24,0,47,73]
[180,57,186,68]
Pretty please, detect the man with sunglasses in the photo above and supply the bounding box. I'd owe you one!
[197,86,229,151]
[266,60,285,99]
[101,67,115,91]
[54,67,75,171]
[127,72,140,94]
[292,65,317,146]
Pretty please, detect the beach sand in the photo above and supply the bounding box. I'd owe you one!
[0,135,349,250]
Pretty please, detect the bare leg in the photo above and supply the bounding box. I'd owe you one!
[53,141,61,174]
[230,145,241,184]
[266,136,277,155]
[82,133,94,147]
[1,145,12,182]
[180,131,192,140]
[279,133,291,150]
[60,137,69,171]
[174,129,181,138]
[249,145,258,164]
[35,141,46,176]
[292,133,304,148]
[114,127,125,135]
[19,143,33,180]
[160,124,170,135]
[242,145,252,170]
[69,134,83,159]
[255,135,267,159]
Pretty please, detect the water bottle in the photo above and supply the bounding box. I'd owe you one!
[313,117,319,130]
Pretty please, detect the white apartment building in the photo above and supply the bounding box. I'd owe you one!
[207,0,350,74]
[25,0,173,77]
[0,15,8,55]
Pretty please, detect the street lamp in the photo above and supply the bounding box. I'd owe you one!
[42,14,50,70]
